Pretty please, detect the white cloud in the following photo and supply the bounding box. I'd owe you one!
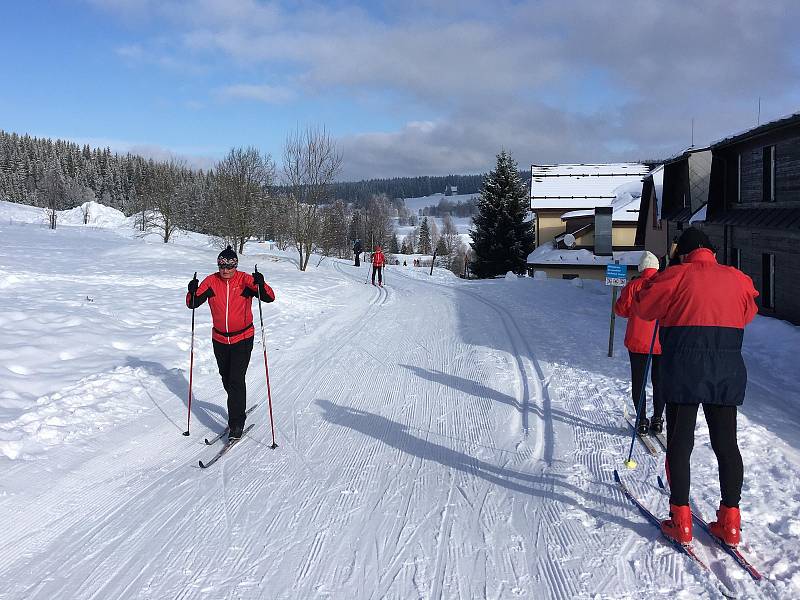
[216,83,295,104]
[90,0,800,178]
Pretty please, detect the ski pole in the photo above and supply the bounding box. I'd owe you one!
[183,271,197,436]
[624,319,659,469]
[255,265,278,449]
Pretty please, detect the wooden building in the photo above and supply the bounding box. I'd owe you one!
[635,148,712,265]
[702,113,800,324]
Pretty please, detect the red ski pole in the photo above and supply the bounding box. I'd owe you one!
[255,265,278,449]
[183,272,197,436]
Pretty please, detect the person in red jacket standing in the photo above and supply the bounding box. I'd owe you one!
[186,246,276,440]
[614,251,663,435]
[371,245,386,286]
[634,228,758,546]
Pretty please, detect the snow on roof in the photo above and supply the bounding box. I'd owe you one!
[689,204,707,224]
[711,111,800,148]
[530,163,650,210]
[648,165,665,220]
[560,181,643,223]
[526,243,644,267]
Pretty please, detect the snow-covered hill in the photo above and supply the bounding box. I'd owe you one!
[0,200,798,599]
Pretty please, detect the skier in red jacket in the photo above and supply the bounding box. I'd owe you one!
[186,246,275,439]
[614,251,663,435]
[634,228,758,546]
[371,245,386,286]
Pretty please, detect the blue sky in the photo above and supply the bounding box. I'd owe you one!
[2,1,800,179]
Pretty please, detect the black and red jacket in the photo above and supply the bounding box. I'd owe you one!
[372,250,386,267]
[186,270,275,345]
[634,248,758,406]
[614,268,662,355]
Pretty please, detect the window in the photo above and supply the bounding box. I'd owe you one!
[652,193,660,229]
[762,253,775,309]
[737,154,742,203]
[731,247,741,270]
[762,145,776,202]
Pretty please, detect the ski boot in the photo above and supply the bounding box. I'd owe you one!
[649,417,664,435]
[709,504,741,546]
[636,417,650,435]
[661,504,692,544]
[228,426,244,441]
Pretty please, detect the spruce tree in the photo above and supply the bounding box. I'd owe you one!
[419,217,432,255]
[470,150,534,277]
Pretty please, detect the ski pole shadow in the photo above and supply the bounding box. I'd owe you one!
[400,364,520,409]
[402,364,621,438]
[316,399,644,532]
[125,357,226,432]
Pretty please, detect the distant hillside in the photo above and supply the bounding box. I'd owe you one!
[332,171,532,206]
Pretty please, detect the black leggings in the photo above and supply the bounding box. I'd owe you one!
[372,266,383,284]
[666,403,743,507]
[213,336,254,430]
[629,352,663,420]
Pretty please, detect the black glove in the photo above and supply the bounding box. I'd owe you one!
[251,271,265,287]
[188,278,199,294]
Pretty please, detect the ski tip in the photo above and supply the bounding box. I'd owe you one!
[199,460,207,468]
[204,439,213,445]
[182,431,190,436]
[613,469,622,482]
[657,475,666,489]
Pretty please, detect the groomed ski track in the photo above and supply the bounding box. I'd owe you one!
[0,257,770,599]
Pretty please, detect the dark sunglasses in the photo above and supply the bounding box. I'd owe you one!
[218,264,237,270]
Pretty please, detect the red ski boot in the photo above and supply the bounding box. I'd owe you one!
[709,504,741,546]
[661,504,692,545]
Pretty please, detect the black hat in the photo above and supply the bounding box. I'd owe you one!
[217,245,238,268]
[675,227,712,256]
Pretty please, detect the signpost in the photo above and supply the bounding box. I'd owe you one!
[606,262,628,357]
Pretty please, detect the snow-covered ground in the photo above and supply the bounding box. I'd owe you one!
[1,199,798,599]
[403,192,478,216]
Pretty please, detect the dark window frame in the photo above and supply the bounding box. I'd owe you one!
[762,252,775,309]
[762,145,776,202]
[731,247,741,270]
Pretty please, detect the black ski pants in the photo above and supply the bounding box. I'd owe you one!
[629,352,663,421]
[666,403,743,508]
[213,336,254,431]
[372,266,383,285]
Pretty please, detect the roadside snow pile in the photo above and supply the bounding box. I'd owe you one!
[59,201,128,227]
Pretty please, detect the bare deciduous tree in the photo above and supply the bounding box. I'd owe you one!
[282,126,342,271]
[137,160,189,243]
[212,147,276,254]
[41,163,67,229]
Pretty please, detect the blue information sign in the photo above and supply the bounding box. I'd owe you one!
[605,264,628,287]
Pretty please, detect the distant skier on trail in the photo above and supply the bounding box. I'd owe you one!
[353,239,362,267]
[633,227,758,547]
[186,246,275,440]
[371,245,386,286]
[614,250,663,435]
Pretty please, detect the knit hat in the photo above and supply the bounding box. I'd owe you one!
[638,250,659,272]
[675,227,712,257]
[217,245,238,269]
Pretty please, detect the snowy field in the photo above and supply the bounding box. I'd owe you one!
[0,200,799,599]
[403,192,478,216]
